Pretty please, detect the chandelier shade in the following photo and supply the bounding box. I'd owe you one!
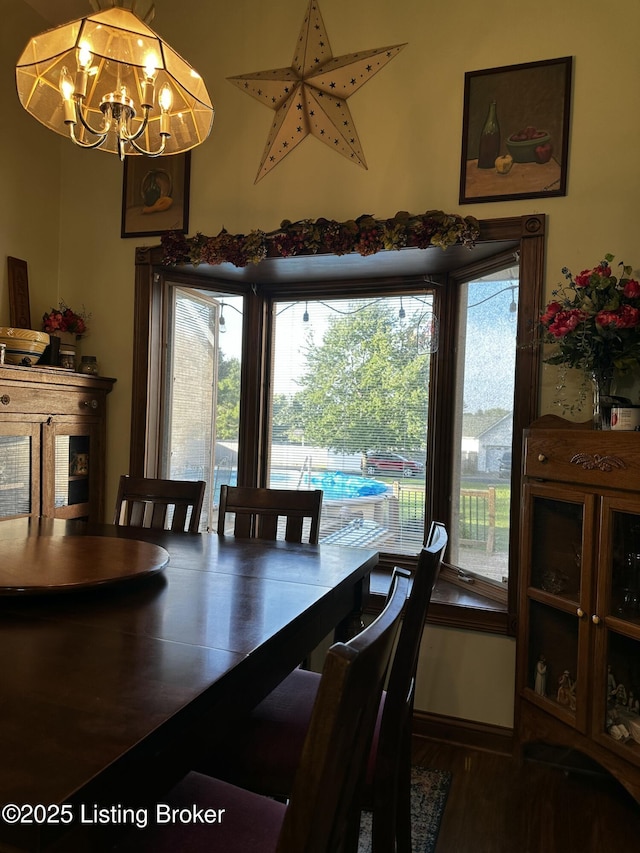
[16,6,214,157]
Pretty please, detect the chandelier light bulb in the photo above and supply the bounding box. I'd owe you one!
[74,43,93,99]
[140,53,159,109]
[59,67,77,124]
[144,52,159,81]
[158,83,173,112]
[158,83,172,136]
[77,43,93,72]
[59,67,75,101]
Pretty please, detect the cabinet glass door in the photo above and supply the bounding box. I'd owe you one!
[520,484,596,732]
[0,423,40,518]
[605,502,640,627]
[529,493,586,603]
[44,423,98,519]
[593,497,640,765]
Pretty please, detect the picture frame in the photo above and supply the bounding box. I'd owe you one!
[7,256,31,329]
[459,56,572,204]
[121,151,191,238]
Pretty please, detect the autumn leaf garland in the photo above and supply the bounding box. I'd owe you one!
[161,210,481,268]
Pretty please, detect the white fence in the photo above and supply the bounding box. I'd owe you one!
[217,441,362,473]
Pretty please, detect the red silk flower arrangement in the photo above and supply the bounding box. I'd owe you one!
[540,254,640,379]
[42,302,89,337]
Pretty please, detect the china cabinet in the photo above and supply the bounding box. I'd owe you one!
[516,422,640,801]
[0,365,115,522]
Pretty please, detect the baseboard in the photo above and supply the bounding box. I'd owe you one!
[413,709,514,757]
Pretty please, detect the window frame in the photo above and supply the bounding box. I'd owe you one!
[434,249,522,606]
[129,215,544,636]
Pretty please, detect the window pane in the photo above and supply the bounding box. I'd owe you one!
[0,435,32,517]
[269,294,434,552]
[162,286,243,530]
[55,434,91,509]
[451,266,518,586]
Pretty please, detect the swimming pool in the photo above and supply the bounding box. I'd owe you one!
[213,469,389,503]
[308,471,388,500]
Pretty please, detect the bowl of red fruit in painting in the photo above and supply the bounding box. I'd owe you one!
[506,126,552,163]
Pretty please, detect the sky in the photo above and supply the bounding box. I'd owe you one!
[463,277,518,412]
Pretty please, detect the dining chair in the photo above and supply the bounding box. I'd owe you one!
[217,484,323,543]
[113,475,206,533]
[198,521,448,853]
[113,567,411,853]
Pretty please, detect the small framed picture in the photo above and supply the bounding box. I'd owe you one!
[121,152,191,238]
[459,56,572,204]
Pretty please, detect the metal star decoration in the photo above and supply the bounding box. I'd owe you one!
[227,0,406,182]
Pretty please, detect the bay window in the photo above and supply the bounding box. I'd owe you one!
[131,214,544,633]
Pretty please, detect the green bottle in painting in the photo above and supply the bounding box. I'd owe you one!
[143,172,162,207]
[478,101,500,169]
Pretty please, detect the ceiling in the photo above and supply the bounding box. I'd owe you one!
[22,1,88,25]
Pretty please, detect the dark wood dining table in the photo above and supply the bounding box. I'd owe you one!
[0,517,377,852]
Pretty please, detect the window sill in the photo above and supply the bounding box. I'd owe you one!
[366,569,510,635]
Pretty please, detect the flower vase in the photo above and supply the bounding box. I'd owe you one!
[591,369,614,430]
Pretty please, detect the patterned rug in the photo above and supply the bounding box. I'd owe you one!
[357,766,451,853]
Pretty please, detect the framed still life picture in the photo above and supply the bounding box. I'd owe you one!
[121,151,191,238]
[459,56,573,204]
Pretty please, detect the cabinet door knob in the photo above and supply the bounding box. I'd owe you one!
[576,608,585,618]
[592,614,601,625]
[537,453,547,463]
[82,399,98,410]
[0,394,9,406]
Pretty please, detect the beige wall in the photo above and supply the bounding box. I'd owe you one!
[416,626,516,729]
[3,0,639,727]
[0,1,62,327]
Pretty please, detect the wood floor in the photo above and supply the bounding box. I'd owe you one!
[412,738,640,853]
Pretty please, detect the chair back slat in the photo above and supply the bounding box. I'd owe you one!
[113,476,206,534]
[149,502,169,530]
[218,485,323,544]
[257,514,279,540]
[170,504,189,532]
[284,516,304,543]
[127,502,146,528]
[276,568,410,853]
[234,513,254,538]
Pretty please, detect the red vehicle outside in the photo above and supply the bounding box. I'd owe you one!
[363,451,424,478]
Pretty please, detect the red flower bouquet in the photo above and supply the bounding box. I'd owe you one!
[42,302,89,337]
[540,255,640,376]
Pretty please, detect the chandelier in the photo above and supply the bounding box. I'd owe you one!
[15,1,214,159]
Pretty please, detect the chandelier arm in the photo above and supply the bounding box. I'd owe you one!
[75,102,112,139]
[119,107,152,144]
[69,122,109,150]
[125,134,169,157]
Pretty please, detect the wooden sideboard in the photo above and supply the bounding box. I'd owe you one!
[516,426,640,802]
[0,365,115,522]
